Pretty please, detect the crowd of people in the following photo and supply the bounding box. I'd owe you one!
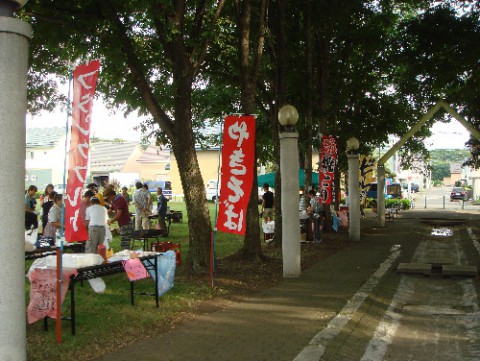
[25,181,169,254]
[260,183,327,243]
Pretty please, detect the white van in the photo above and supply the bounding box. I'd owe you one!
[205,179,219,201]
[146,180,172,199]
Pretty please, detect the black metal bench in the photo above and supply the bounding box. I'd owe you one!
[25,243,85,260]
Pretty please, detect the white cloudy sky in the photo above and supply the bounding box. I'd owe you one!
[26,101,145,141]
[26,101,471,150]
[424,119,470,150]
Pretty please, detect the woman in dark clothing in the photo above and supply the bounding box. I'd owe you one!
[41,191,57,232]
[25,185,38,230]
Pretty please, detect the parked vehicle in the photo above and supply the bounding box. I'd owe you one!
[54,184,65,194]
[402,183,420,193]
[450,187,467,201]
[145,180,172,199]
[386,183,403,199]
[205,179,220,201]
[366,182,403,199]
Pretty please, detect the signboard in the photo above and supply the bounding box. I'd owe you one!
[359,155,376,200]
[217,115,256,235]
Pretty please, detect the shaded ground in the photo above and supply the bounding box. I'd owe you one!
[93,209,480,361]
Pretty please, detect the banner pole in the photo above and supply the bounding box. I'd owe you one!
[210,114,224,287]
[56,67,73,344]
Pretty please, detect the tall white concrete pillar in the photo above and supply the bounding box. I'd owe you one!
[377,165,386,227]
[347,153,360,241]
[0,11,31,361]
[280,132,301,277]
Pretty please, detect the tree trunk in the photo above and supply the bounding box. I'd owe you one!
[303,0,314,196]
[271,0,287,247]
[171,138,212,271]
[317,31,333,232]
[171,75,211,270]
[237,0,267,259]
[239,88,263,260]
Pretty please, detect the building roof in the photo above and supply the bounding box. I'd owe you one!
[136,144,170,163]
[26,127,65,148]
[90,141,138,173]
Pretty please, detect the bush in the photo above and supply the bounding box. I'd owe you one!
[386,198,410,210]
[367,198,410,210]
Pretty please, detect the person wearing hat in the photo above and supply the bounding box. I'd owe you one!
[104,188,132,250]
[87,182,105,206]
[84,196,108,254]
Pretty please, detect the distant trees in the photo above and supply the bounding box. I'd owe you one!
[430,149,471,182]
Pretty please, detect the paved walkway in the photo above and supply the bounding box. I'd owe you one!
[96,209,480,361]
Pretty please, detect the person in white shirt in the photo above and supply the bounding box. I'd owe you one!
[133,181,150,231]
[85,196,108,254]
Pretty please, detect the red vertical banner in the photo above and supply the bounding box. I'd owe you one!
[318,135,338,204]
[64,60,101,242]
[217,115,256,235]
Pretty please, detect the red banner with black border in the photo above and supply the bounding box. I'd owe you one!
[318,135,337,204]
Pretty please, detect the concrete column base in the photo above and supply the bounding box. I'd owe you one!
[280,132,301,278]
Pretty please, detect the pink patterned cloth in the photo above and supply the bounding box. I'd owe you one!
[27,268,77,324]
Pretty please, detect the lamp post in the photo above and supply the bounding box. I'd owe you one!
[346,137,360,241]
[278,105,301,278]
[0,1,31,360]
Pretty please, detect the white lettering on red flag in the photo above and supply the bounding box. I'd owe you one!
[217,115,256,235]
[319,135,338,204]
[64,60,101,242]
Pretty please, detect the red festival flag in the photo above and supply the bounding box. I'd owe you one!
[217,115,256,235]
[319,135,338,204]
[64,60,101,242]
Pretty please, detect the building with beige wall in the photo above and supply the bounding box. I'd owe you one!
[169,148,221,197]
[136,145,170,181]
[89,142,170,187]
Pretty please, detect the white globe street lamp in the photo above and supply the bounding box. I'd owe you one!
[346,137,360,153]
[278,104,299,127]
[0,0,28,16]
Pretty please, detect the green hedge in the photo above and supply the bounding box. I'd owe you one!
[367,198,411,210]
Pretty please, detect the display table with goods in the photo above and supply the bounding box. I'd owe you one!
[27,250,177,335]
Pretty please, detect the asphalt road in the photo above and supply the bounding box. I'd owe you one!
[418,186,476,211]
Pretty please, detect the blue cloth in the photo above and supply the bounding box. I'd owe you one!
[144,250,176,296]
[332,215,341,232]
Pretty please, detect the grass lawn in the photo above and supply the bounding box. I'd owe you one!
[25,201,246,361]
